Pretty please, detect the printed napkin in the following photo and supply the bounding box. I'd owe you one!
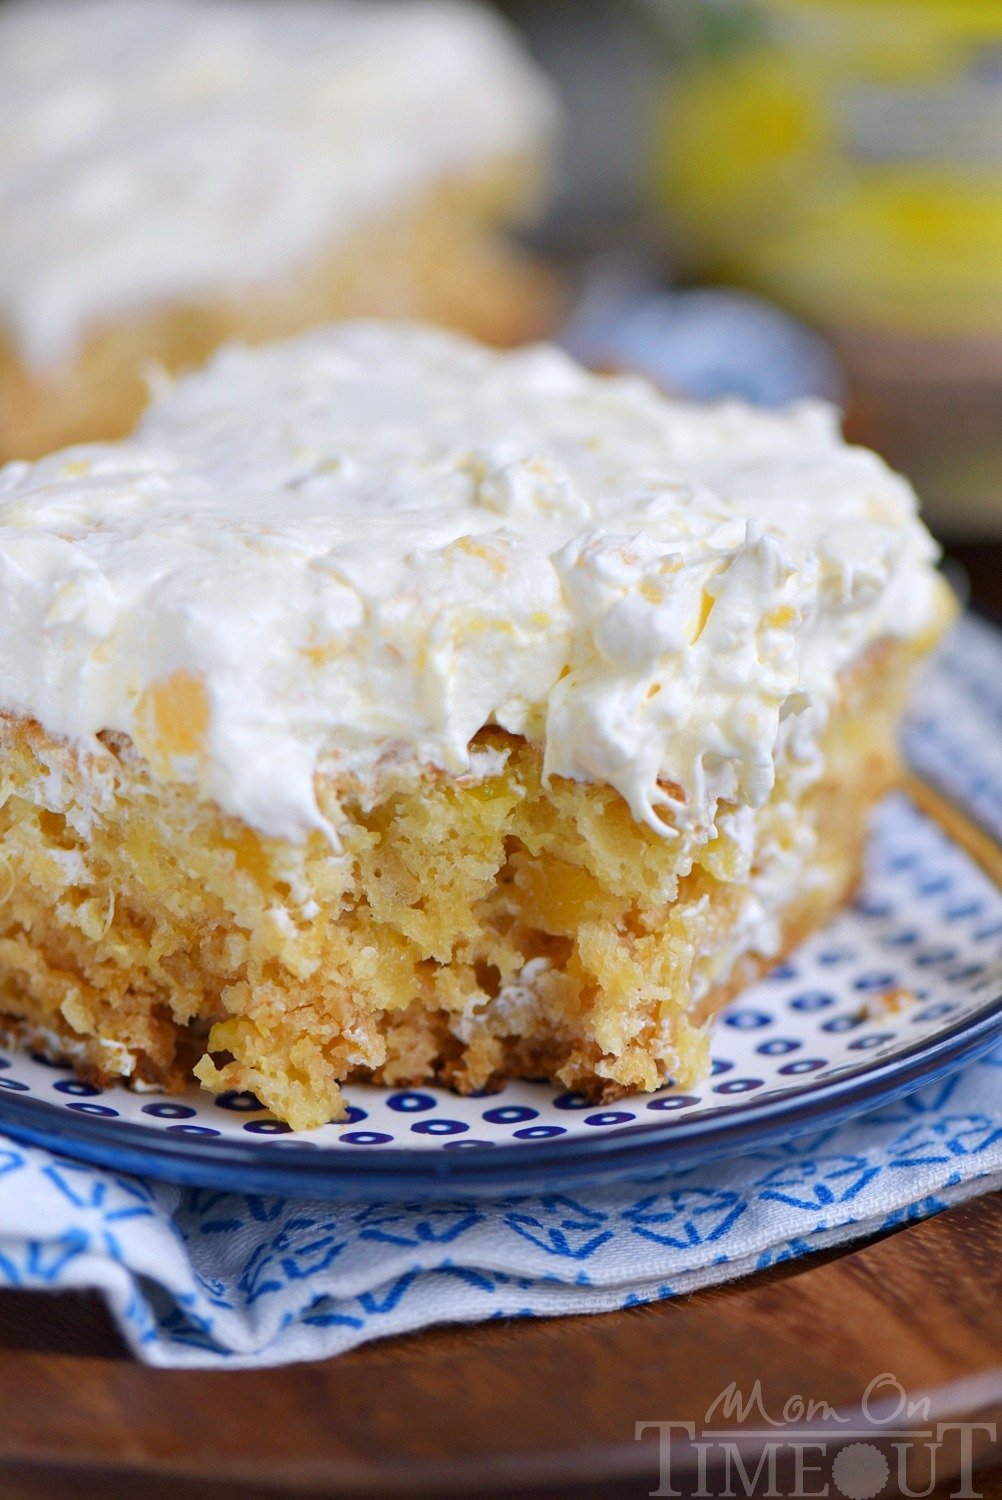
[0,612,997,1370]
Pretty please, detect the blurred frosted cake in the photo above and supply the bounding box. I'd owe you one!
[0,322,952,1128]
[0,0,559,460]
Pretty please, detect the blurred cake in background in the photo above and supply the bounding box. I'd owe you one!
[0,0,560,459]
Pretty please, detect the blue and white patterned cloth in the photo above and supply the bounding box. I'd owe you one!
[0,614,998,1369]
[0,1053,998,1367]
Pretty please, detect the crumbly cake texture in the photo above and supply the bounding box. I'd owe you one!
[0,323,951,1127]
[0,643,922,1128]
[0,0,559,458]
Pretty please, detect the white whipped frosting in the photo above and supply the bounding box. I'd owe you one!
[0,322,944,843]
[0,0,557,370]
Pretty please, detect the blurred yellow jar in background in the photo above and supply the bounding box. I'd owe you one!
[649,0,1002,335]
[646,0,1002,535]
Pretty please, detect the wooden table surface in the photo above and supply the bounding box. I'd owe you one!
[1,545,1000,1500]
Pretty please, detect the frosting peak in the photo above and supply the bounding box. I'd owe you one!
[0,322,944,842]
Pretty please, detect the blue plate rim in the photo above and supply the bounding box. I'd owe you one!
[0,985,998,1200]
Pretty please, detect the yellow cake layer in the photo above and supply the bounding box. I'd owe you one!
[0,638,917,1129]
[0,163,558,462]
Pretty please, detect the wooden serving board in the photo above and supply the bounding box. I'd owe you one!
[0,1191,997,1499]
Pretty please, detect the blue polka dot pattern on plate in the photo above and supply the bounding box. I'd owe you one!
[790,991,836,1012]
[53,1079,102,1097]
[914,1003,956,1022]
[848,1033,897,1051]
[386,1091,436,1113]
[946,901,982,921]
[945,964,983,984]
[854,896,892,917]
[915,948,957,967]
[214,1091,263,1112]
[724,1010,772,1030]
[410,1119,469,1136]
